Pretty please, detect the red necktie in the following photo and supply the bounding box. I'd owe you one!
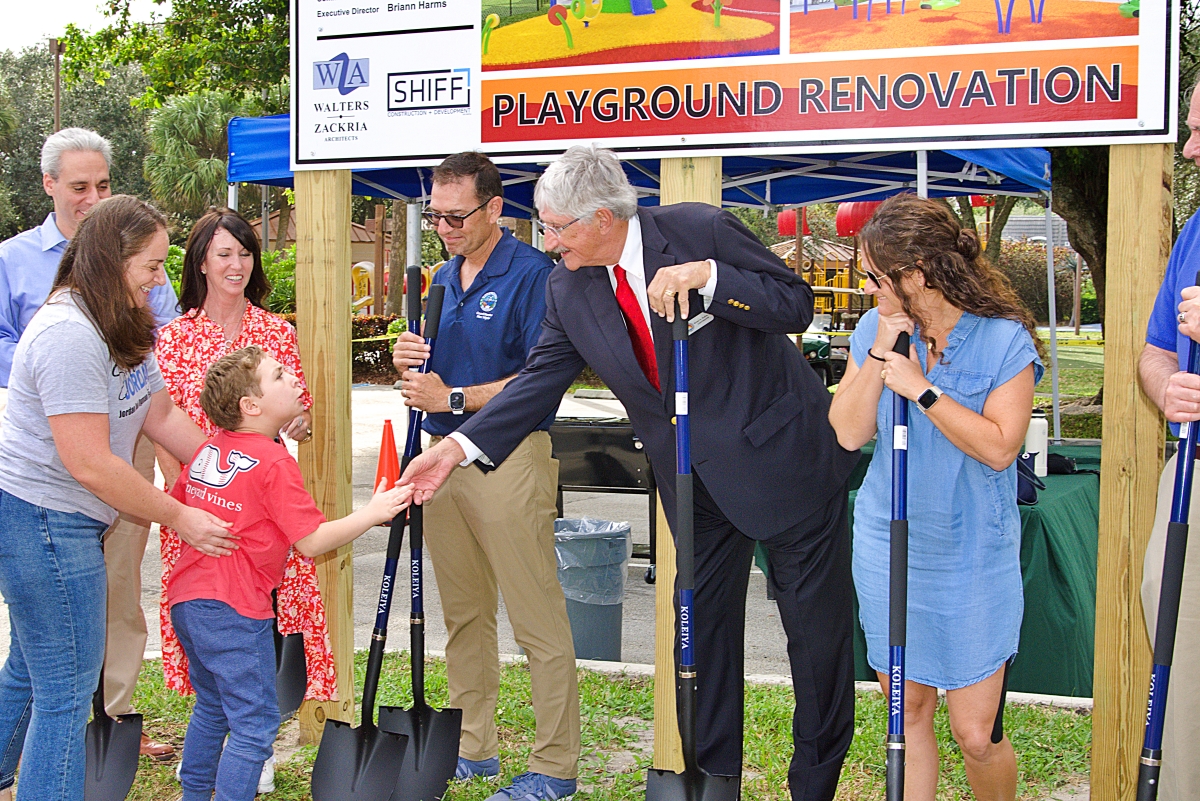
[613,265,660,391]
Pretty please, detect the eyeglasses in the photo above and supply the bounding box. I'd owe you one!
[863,264,914,286]
[422,198,492,229]
[534,217,581,237]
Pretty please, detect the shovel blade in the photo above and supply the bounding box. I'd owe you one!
[646,767,741,801]
[84,711,142,801]
[377,704,464,801]
[275,630,307,723]
[311,719,409,801]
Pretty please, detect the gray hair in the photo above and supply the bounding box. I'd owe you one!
[41,127,113,179]
[534,145,638,222]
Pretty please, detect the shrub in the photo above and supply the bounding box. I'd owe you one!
[353,315,402,381]
[1079,277,1100,325]
[993,240,1076,325]
[263,246,296,314]
[165,244,184,298]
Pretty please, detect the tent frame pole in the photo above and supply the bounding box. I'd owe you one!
[1045,194,1062,442]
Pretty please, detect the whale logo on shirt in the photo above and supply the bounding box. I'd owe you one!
[188,444,260,489]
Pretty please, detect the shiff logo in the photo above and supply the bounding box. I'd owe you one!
[313,53,370,96]
[480,291,498,313]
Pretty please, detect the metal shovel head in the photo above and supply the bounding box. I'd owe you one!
[311,718,409,801]
[275,629,307,723]
[646,767,741,801]
[84,710,142,801]
[377,703,464,801]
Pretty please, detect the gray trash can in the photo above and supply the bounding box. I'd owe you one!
[554,518,632,661]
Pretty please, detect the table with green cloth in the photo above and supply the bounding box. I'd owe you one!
[757,443,1100,697]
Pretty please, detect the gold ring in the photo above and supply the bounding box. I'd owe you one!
[882,370,887,379]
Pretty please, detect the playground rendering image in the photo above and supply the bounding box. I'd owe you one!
[481,0,780,71]
[789,0,1138,53]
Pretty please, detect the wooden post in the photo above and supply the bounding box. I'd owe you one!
[653,157,722,774]
[373,203,386,316]
[293,169,356,745]
[1092,143,1174,801]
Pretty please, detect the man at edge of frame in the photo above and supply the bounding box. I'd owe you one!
[1136,74,1200,801]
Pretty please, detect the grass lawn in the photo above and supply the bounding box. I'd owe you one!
[127,654,1089,801]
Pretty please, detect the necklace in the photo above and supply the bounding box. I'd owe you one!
[206,298,247,345]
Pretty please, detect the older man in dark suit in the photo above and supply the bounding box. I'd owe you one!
[402,145,860,801]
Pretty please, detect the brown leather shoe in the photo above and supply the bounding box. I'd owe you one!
[139,733,175,762]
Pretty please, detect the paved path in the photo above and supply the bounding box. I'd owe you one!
[0,386,792,676]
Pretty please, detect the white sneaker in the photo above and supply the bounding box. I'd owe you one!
[172,752,276,794]
[258,754,276,794]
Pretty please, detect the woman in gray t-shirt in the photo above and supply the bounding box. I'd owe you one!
[0,196,237,801]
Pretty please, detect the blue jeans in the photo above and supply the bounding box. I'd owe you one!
[172,599,278,801]
[0,489,108,799]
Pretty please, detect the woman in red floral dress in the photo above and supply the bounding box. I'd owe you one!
[154,209,337,705]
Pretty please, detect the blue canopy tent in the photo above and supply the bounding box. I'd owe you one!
[228,115,1050,214]
[228,114,1061,433]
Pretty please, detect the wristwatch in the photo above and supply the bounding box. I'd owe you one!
[449,387,466,415]
[917,385,943,412]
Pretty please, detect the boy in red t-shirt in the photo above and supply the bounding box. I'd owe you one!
[167,346,412,801]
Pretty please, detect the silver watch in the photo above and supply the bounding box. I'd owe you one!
[449,387,466,415]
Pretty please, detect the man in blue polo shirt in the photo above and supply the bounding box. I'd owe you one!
[1137,76,1200,801]
[0,127,180,763]
[393,152,579,801]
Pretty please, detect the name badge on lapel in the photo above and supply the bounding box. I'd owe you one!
[688,312,714,336]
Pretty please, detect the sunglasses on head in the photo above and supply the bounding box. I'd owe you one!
[421,198,493,229]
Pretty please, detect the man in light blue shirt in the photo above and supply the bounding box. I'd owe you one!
[0,128,177,387]
[0,128,179,763]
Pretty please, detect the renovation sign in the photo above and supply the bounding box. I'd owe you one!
[293,0,1178,167]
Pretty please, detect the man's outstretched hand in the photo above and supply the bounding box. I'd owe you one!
[400,436,467,504]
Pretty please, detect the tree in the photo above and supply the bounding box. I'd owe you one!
[0,46,153,233]
[62,0,289,110]
[938,195,1021,265]
[143,91,251,219]
[1173,0,1200,225]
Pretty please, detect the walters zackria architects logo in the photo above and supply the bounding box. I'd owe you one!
[313,53,370,95]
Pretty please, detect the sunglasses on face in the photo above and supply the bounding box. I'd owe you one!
[534,217,582,237]
[863,264,915,286]
[422,198,492,229]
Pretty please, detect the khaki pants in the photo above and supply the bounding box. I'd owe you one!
[1142,452,1200,801]
[102,434,155,717]
[425,432,580,779]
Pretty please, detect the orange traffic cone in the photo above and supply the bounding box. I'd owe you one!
[375,420,401,522]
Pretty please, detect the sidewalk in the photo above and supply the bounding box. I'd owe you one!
[0,385,793,676]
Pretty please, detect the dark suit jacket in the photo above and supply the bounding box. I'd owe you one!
[458,203,860,539]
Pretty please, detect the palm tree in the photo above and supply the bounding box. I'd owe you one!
[143,91,250,218]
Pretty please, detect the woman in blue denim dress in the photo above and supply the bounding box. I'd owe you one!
[829,194,1044,801]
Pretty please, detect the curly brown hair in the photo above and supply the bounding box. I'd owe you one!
[858,193,1045,363]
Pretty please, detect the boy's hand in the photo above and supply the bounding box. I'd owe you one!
[365,478,414,526]
[175,507,238,557]
[400,438,464,504]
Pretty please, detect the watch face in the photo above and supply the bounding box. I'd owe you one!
[450,391,465,411]
[918,389,938,409]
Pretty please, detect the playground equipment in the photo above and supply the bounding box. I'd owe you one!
[548,5,575,48]
[482,13,500,53]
